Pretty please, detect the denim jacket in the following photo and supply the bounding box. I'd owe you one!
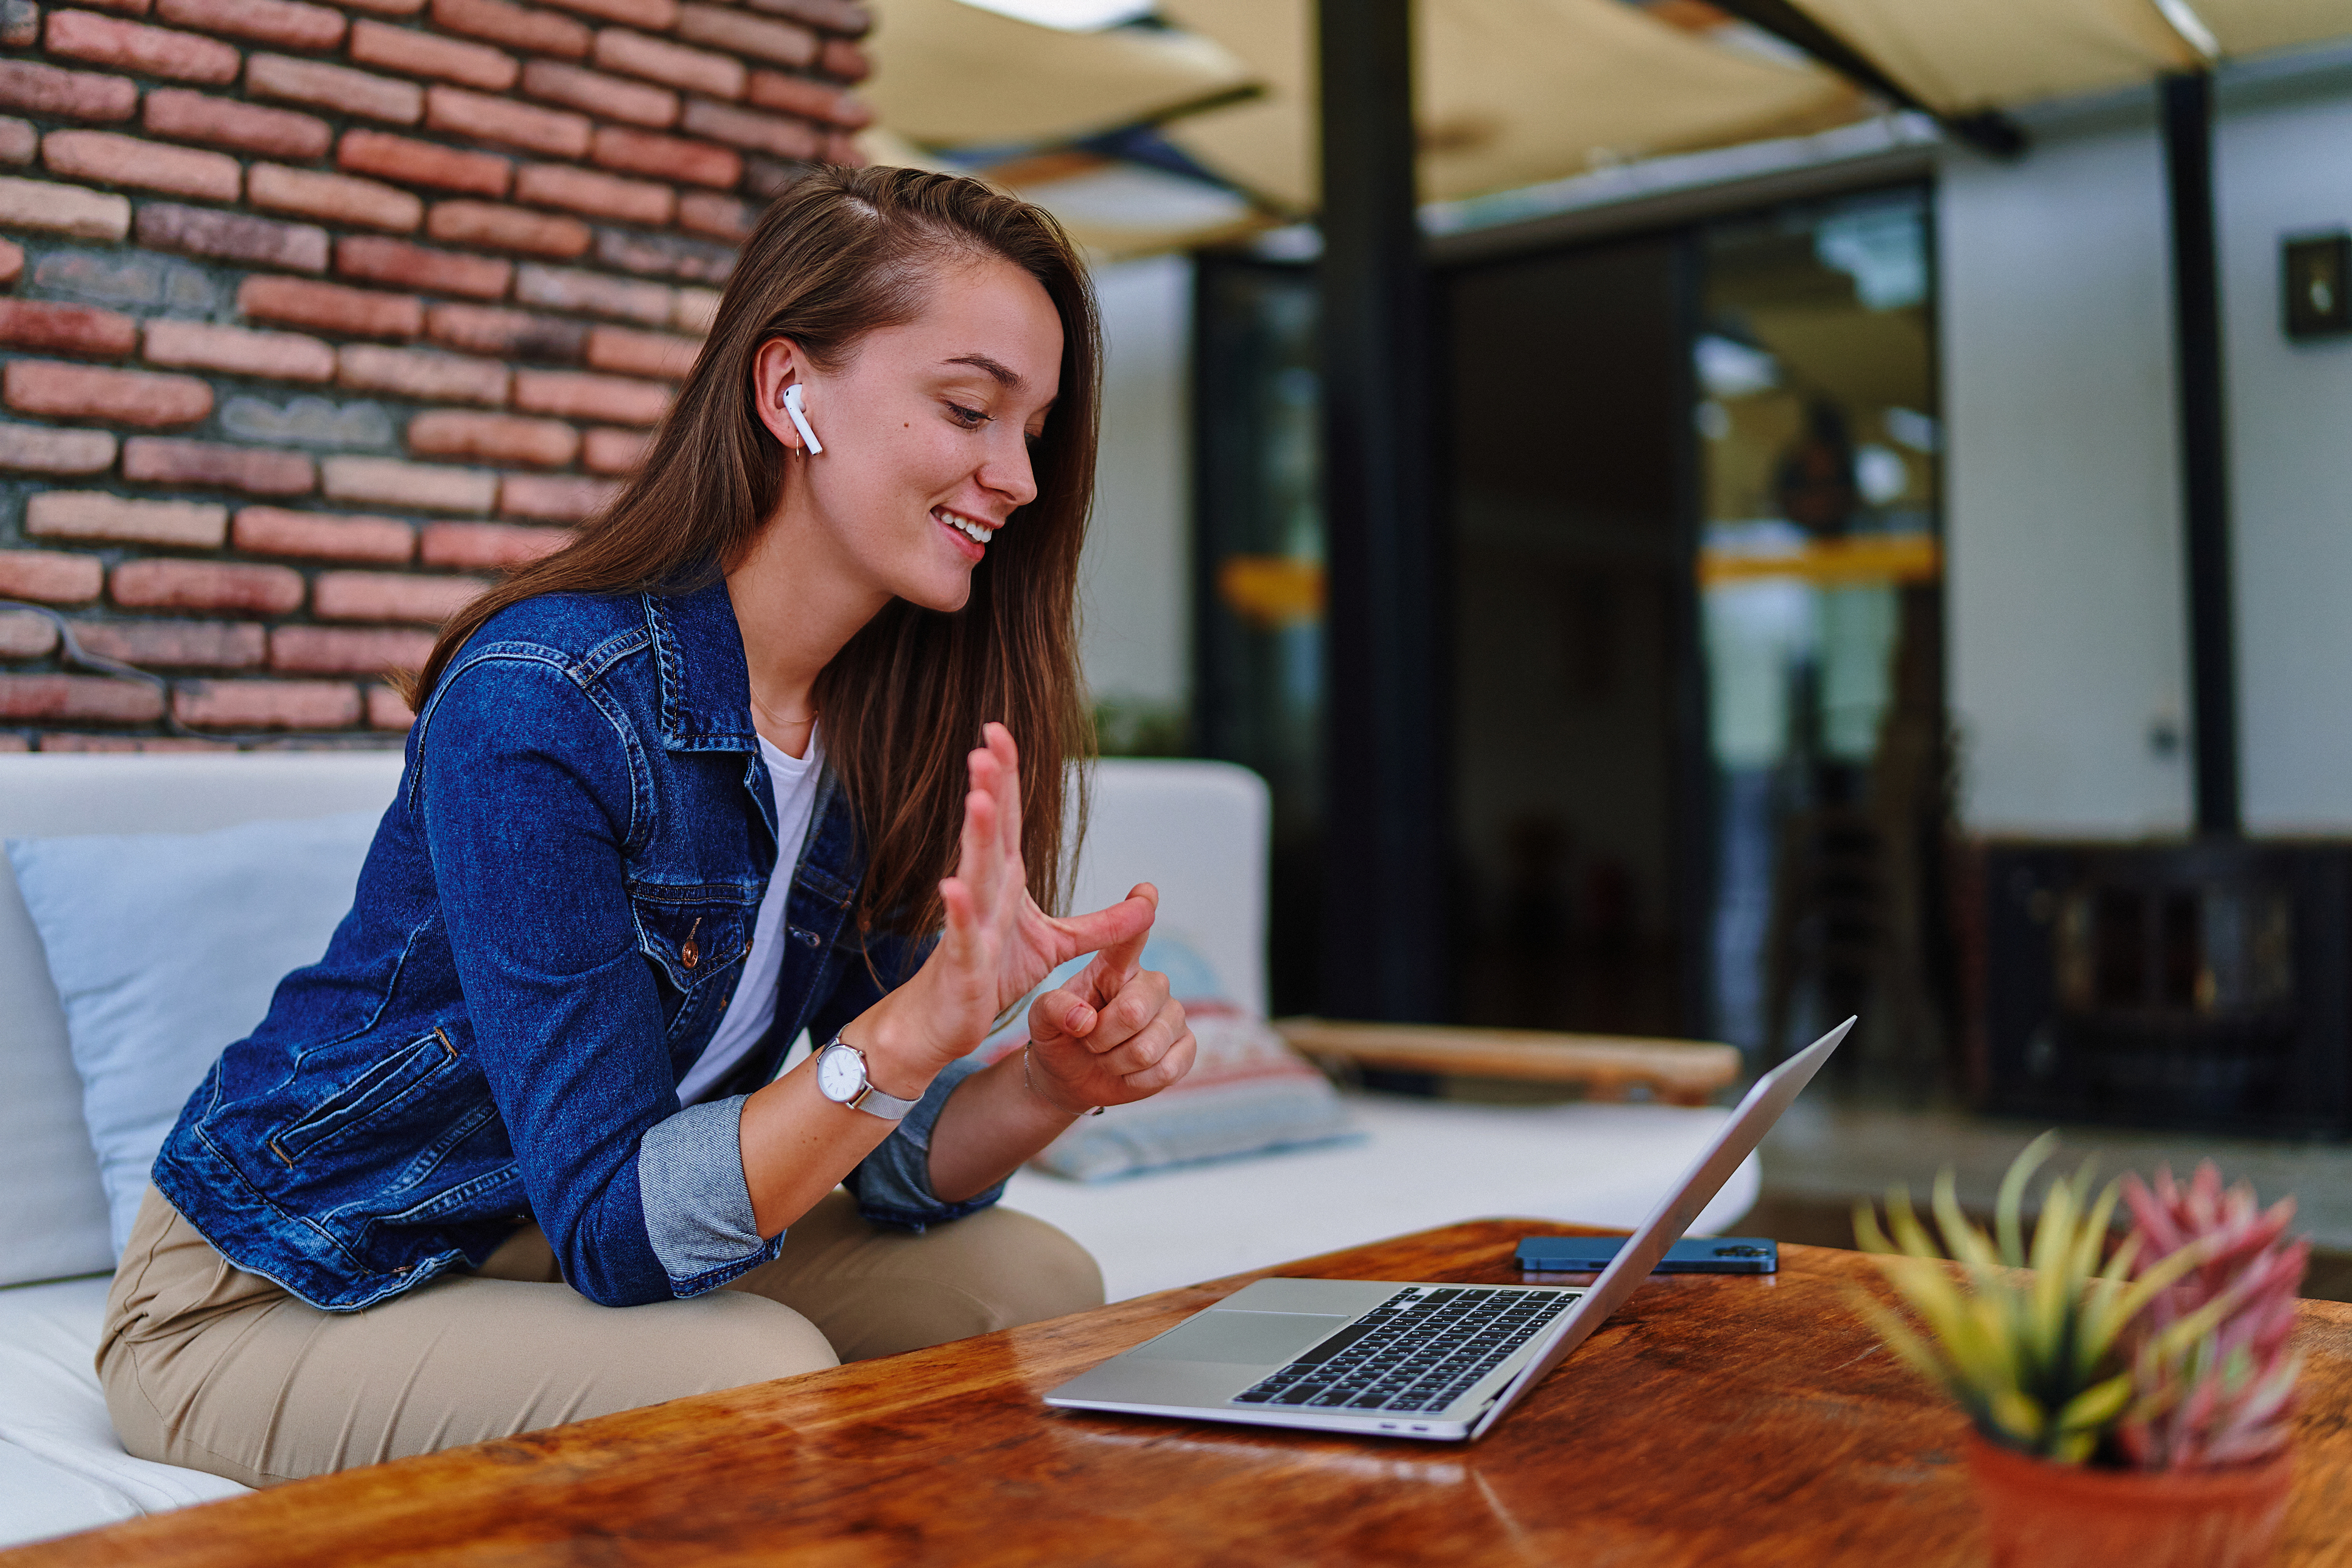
[152,575,1000,1312]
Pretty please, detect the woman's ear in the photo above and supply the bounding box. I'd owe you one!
[750,337,811,453]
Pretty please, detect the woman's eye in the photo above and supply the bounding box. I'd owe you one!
[947,403,988,428]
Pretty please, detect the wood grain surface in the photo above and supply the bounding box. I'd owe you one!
[12,1221,2352,1567]
[1274,1020,1742,1104]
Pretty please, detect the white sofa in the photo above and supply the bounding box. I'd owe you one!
[0,753,1755,1549]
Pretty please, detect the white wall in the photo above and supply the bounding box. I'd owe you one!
[1079,254,1193,714]
[1941,116,2195,836]
[2219,86,2352,833]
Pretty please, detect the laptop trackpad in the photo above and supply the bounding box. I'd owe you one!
[1130,1310,1353,1367]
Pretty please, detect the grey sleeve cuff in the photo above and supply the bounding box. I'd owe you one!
[637,1095,775,1288]
[844,1054,1007,1230]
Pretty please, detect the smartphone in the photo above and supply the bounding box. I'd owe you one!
[1514,1236,1778,1274]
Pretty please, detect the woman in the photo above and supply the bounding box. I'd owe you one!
[99,167,1197,1488]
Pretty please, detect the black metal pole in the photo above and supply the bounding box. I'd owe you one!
[1316,0,1447,1021]
[2161,69,2241,838]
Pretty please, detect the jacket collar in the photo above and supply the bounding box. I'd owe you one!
[644,573,759,754]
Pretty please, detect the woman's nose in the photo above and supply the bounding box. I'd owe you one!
[978,430,1038,509]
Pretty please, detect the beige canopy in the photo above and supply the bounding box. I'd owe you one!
[861,0,2352,226]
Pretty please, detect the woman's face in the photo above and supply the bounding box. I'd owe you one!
[763,254,1066,615]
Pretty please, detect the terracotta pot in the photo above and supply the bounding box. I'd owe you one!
[1965,1433,2295,1568]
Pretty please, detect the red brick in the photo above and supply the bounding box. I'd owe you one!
[517,58,672,127]
[75,617,267,668]
[142,88,329,158]
[674,190,752,243]
[144,317,337,380]
[0,59,138,122]
[0,239,18,287]
[239,275,422,340]
[0,421,117,474]
[43,128,243,201]
[29,489,227,545]
[510,367,665,424]
[35,733,237,751]
[0,175,130,242]
[417,517,569,566]
[349,18,516,91]
[407,408,575,466]
[0,736,26,752]
[0,298,137,357]
[0,674,164,723]
[5,360,211,425]
[538,0,668,26]
[155,0,343,49]
[424,85,587,158]
[339,0,422,15]
[0,550,103,604]
[514,161,670,225]
[589,124,737,189]
[122,436,317,495]
[136,202,329,272]
[496,473,611,523]
[676,3,809,66]
[744,0,866,36]
[677,98,814,160]
[513,262,670,324]
[233,505,415,562]
[0,116,34,164]
[429,0,584,57]
[250,161,422,231]
[593,27,741,98]
[425,198,589,259]
[424,301,585,359]
[0,1,33,44]
[336,343,509,404]
[313,567,486,622]
[269,623,434,673]
[818,36,867,84]
[321,455,497,511]
[45,9,240,82]
[337,128,509,197]
[671,286,718,335]
[335,235,512,299]
[247,54,423,124]
[366,682,415,729]
[176,677,362,729]
[113,556,303,612]
[746,68,869,129]
[581,424,646,474]
[0,609,59,659]
[583,323,696,380]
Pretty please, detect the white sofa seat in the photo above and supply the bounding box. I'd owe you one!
[0,753,1752,1550]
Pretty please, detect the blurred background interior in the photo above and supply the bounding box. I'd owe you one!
[856,0,2352,1271]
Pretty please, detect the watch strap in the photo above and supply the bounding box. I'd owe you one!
[817,1034,920,1121]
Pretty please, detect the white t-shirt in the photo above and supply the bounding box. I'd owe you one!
[676,728,825,1105]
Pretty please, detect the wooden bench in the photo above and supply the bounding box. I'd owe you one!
[1272,1020,1744,1106]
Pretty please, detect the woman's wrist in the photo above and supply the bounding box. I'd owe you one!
[1019,1045,1100,1119]
[849,990,948,1101]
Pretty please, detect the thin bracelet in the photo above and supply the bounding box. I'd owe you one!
[1024,1045,1105,1117]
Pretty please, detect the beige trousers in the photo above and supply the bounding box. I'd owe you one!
[99,1185,1102,1489]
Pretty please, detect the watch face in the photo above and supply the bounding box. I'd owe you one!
[816,1043,864,1102]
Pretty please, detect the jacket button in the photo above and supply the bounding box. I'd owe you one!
[681,915,702,970]
[796,927,820,948]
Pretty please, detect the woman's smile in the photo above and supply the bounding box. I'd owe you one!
[936,506,996,561]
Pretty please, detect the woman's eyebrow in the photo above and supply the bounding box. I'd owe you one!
[942,352,1021,389]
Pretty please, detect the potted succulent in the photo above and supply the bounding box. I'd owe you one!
[1852,1133,2307,1568]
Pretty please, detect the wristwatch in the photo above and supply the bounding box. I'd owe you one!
[814,1032,921,1122]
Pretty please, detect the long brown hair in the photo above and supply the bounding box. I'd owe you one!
[404,166,1100,939]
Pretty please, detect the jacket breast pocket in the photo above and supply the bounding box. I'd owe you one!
[629,883,755,993]
[270,1026,460,1167]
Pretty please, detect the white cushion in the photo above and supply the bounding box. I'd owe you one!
[0,754,405,1289]
[1004,1093,1760,1303]
[10,813,382,1258]
[0,1278,250,1550]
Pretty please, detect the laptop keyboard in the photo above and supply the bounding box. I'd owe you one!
[1229,1286,1576,1416]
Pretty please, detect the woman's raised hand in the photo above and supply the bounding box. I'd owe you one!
[891,724,1158,1077]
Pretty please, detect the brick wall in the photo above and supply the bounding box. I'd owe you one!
[0,0,870,750]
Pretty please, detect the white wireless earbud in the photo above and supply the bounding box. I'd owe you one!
[782,383,824,456]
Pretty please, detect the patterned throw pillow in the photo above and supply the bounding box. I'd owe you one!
[977,939,1358,1181]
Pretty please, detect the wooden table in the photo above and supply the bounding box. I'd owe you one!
[13,1221,2352,1567]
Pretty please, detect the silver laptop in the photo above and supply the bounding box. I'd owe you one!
[1045,1018,1852,1441]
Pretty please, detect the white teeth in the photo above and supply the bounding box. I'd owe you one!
[939,510,994,544]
